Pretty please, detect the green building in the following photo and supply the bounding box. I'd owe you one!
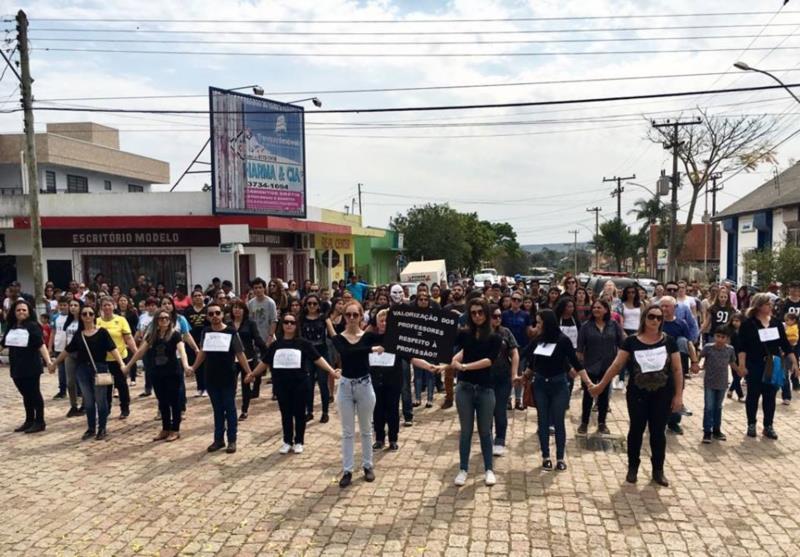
[354,228,402,286]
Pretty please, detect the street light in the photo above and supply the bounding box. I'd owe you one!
[733,61,800,104]
[227,84,264,96]
[288,96,323,107]
[625,181,657,197]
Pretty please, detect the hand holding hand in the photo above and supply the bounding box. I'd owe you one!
[737,366,747,378]
[185,366,195,377]
[244,372,255,385]
[47,362,56,374]
[690,362,700,375]
[374,345,385,355]
[588,383,602,398]
[332,368,342,380]
[670,396,683,414]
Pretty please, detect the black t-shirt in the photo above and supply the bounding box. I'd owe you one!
[301,315,327,346]
[455,330,502,386]
[2,321,44,378]
[444,301,466,316]
[707,304,734,332]
[621,334,679,393]
[232,319,268,361]
[369,332,403,383]
[524,334,583,378]
[332,331,377,379]
[262,337,321,376]
[780,297,800,320]
[115,309,138,336]
[147,330,182,375]
[183,305,207,344]
[199,325,244,386]
[737,316,793,370]
[65,328,116,367]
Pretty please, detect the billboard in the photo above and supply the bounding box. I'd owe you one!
[209,87,306,217]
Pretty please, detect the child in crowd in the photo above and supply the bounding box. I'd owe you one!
[699,326,738,444]
[38,313,52,349]
[727,313,745,402]
[781,312,799,405]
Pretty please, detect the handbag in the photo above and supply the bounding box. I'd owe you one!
[763,354,785,388]
[82,332,113,387]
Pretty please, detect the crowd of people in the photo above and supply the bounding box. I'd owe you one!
[2,271,798,489]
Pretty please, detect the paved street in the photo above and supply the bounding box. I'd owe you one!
[1,370,799,557]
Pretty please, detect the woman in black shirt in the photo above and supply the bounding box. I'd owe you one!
[115,295,138,382]
[52,305,125,441]
[183,291,208,396]
[736,293,799,440]
[125,310,190,442]
[518,309,585,471]
[590,304,683,486]
[450,299,501,487]
[370,308,409,451]
[3,300,52,433]
[331,301,383,488]
[229,300,268,421]
[249,314,338,455]
[301,294,332,423]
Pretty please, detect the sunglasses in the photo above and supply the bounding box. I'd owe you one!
[492,314,502,319]
[208,311,222,316]
[307,301,318,306]
[345,312,361,318]
[157,316,170,321]
[646,314,664,322]
[81,311,95,317]
[666,288,678,292]
[511,298,522,302]
[470,310,485,316]
[283,320,297,326]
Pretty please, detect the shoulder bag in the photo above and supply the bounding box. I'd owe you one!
[82,332,113,386]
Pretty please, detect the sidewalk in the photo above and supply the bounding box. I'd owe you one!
[1,370,798,556]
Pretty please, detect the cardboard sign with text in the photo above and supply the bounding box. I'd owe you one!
[384,306,459,363]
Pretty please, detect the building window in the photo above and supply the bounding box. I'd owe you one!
[788,228,800,247]
[44,171,56,193]
[104,180,112,191]
[128,184,144,193]
[66,174,88,193]
[82,254,187,292]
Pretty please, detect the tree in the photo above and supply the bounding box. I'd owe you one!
[648,109,776,253]
[744,244,800,288]
[628,197,668,236]
[593,218,634,272]
[390,204,472,272]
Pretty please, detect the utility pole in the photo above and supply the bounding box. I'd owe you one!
[708,172,722,260]
[357,182,363,220]
[568,229,579,276]
[651,118,701,281]
[603,174,636,221]
[586,206,602,270]
[17,11,44,310]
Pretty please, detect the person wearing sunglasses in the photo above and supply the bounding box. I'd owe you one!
[96,297,137,420]
[3,299,52,434]
[124,311,191,442]
[184,291,209,397]
[450,299,502,486]
[247,314,340,455]
[660,297,701,435]
[300,294,332,423]
[369,308,405,451]
[488,305,519,457]
[331,301,384,488]
[664,281,699,347]
[589,305,683,487]
[52,305,125,441]
[229,300,267,421]
[412,293,437,408]
[188,302,253,454]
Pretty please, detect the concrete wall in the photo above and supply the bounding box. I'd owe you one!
[719,224,729,282]
[736,214,757,281]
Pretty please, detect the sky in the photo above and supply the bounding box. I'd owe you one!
[1,0,800,244]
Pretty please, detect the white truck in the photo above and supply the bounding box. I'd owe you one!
[400,259,448,287]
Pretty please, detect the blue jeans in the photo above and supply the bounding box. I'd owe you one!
[206,379,238,443]
[455,381,495,472]
[337,375,376,473]
[703,388,725,433]
[782,356,793,401]
[533,373,570,460]
[414,366,435,403]
[492,374,512,446]
[75,363,109,433]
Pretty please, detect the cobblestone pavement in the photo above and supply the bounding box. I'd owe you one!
[1,369,799,556]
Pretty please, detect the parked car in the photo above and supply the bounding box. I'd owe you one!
[585,275,643,298]
[636,278,658,296]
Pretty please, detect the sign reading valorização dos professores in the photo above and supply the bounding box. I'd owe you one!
[384,306,459,363]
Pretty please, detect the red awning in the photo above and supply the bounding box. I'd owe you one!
[13,215,350,235]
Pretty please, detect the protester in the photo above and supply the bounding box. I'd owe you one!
[248,313,339,455]
[699,327,738,444]
[3,299,52,433]
[96,297,137,419]
[369,309,404,451]
[184,291,208,396]
[51,297,83,416]
[300,294,331,423]
[590,304,683,486]
[489,305,519,456]
[229,300,267,421]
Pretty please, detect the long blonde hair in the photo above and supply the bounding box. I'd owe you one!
[746,293,773,319]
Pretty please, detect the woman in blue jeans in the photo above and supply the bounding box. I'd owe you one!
[331,301,383,488]
[188,302,253,454]
[412,291,437,407]
[517,309,587,471]
[449,299,502,487]
[52,305,125,441]
[489,304,519,457]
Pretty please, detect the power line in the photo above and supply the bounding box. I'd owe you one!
[23,11,800,23]
[27,32,800,46]
[6,81,800,115]
[26,22,800,36]
[33,45,800,57]
[24,68,800,103]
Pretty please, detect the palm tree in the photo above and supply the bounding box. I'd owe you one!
[628,197,668,236]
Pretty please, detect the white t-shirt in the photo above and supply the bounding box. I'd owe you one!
[53,314,68,351]
[137,313,154,334]
[622,305,641,332]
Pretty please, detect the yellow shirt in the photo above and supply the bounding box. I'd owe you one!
[96,315,132,361]
[786,323,799,347]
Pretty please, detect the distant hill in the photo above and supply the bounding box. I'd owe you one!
[522,242,591,254]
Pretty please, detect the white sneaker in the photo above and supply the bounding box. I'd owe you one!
[293,443,304,454]
[454,470,468,486]
[484,470,497,486]
[279,443,292,454]
[783,399,791,405]
[612,377,623,390]
[200,391,208,397]
[492,445,505,456]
